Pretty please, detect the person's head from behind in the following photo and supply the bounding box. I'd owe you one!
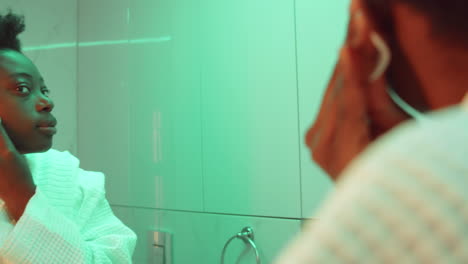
[357,0,468,111]
[0,10,56,154]
[305,0,468,179]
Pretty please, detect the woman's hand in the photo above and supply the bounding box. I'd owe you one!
[305,12,409,181]
[0,118,35,222]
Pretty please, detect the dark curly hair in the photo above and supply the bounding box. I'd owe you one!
[0,10,25,52]
[364,0,468,44]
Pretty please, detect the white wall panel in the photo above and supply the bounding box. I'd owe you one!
[78,0,129,42]
[77,45,131,206]
[200,0,302,218]
[77,0,131,205]
[296,0,349,217]
[127,0,204,211]
[130,208,301,264]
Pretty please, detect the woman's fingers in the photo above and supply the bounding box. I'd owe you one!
[306,61,343,151]
[307,46,372,179]
[308,19,411,179]
[0,118,17,156]
[330,46,373,176]
[310,92,339,174]
[307,42,379,179]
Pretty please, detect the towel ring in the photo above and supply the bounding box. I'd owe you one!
[220,226,261,264]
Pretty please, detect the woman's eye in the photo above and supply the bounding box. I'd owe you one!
[42,89,51,97]
[16,85,31,95]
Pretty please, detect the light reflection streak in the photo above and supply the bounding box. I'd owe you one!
[23,36,172,51]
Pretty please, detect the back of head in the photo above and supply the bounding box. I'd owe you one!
[365,0,468,46]
[0,10,25,53]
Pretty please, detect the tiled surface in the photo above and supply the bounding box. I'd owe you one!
[78,0,129,42]
[1,0,353,263]
[129,0,171,39]
[128,207,302,264]
[78,0,132,207]
[200,0,302,218]
[77,44,131,206]
[75,0,346,219]
[127,0,204,211]
[110,205,136,233]
[75,0,348,261]
[296,0,349,217]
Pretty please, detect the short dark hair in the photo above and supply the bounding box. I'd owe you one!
[0,10,25,52]
[364,0,468,44]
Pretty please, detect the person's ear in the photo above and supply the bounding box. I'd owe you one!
[348,0,391,82]
[369,32,391,81]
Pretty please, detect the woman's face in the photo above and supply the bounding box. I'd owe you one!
[0,49,56,154]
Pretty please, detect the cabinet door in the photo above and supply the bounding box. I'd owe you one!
[296,0,349,217]
[200,0,301,218]
[127,0,204,211]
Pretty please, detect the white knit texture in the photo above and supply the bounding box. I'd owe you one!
[275,104,468,264]
[0,149,136,263]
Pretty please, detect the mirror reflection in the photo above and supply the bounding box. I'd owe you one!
[1,0,467,263]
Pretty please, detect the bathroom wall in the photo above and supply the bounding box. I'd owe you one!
[297,0,348,217]
[2,0,349,263]
[77,0,349,263]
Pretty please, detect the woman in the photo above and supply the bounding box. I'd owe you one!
[275,0,468,262]
[0,11,136,263]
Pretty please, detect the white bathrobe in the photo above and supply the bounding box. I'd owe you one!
[274,97,468,263]
[0,149,136,263]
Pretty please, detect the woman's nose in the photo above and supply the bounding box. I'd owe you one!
[36,95,55,112]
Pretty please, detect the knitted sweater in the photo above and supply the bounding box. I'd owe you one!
[0,149,136,263]
[275,99,468,263]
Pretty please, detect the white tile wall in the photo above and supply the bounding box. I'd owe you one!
[78,0,129,42]
[74,0,350,262]
[122,206,302,264]
[127,0,204,211]
[77,44,131,206]
[296,0,349,217]
[200,0,302,218]
[1,0,349,262]
[111,205,136,231]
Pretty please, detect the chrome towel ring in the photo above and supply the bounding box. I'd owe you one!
[220,226,261,264]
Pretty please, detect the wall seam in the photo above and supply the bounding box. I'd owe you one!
[110,204,310,221]
[293,0,304,218]
[75,0,80,156]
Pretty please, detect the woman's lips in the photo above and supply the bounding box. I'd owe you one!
[37,126,57,136]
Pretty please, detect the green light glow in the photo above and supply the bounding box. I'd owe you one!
[23,43,76,51]
[23,36,172,51]
[129,37,172,44]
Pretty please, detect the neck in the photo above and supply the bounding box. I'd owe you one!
[390,3,468,111]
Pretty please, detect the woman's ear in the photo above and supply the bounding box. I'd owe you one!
[347,0,392,82]
[369,32,391,81]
